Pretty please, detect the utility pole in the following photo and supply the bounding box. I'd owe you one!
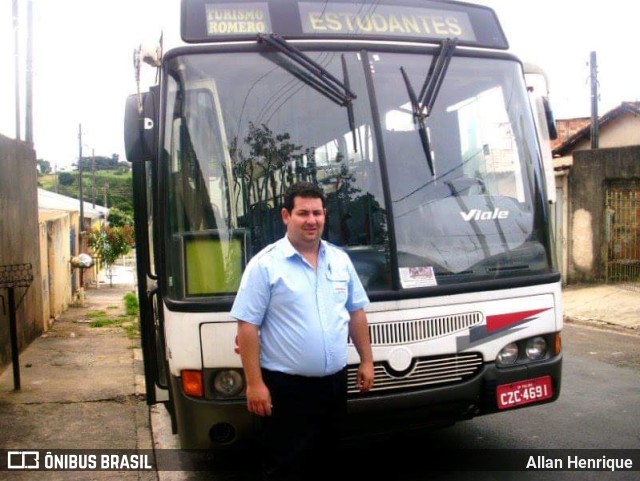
[78,124,84,250]
[25,0,33,145]
[92,149,96,209]
[589,51,599,149]
[13,0,21,140]
[104,184,109,208]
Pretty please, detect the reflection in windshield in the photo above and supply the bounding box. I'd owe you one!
[161,49,551,300]
[373,52,550,283]
[163,51,391,299]
[400,37,458,176]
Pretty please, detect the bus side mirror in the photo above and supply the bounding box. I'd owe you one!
[124,89,158,162]
[542,97,558,140]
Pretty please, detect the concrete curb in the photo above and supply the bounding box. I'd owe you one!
[134,348,147,398]
[563,315,640,336]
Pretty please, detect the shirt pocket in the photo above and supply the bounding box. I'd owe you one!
[326,270,349,304]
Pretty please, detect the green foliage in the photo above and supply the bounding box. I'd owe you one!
[37,159,52,175]
[88,292,140,339]
[58,172,75,186]
[123,322,139,339]
[39,169,133,216]
[107,207,134,228]
[77,154,129,172]
[124,291,139,317]
[89,317,120,328]
[87,225,135,267]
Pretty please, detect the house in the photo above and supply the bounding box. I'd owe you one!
[551,102,640,285]
[38,189,109,323]
[553,102,640,158]
[0,132,110,372]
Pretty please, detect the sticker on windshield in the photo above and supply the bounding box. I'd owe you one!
[399,267,437,288]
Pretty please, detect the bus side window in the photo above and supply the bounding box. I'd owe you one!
[177,122,218,231]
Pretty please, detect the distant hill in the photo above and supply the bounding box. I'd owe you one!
[39,169,133,215]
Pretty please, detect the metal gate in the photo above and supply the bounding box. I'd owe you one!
[606,182,640,289]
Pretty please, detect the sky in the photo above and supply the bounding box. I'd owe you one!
[1,0,638,169]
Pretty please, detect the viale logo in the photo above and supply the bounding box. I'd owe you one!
[460,208,509,221]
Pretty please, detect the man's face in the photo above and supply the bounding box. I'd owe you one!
[282,196,325,248]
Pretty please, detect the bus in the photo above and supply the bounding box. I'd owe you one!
[124,0,562,450]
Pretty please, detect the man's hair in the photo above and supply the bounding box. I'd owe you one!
[283,182,325,212]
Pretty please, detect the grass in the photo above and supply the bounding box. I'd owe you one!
[87,292,140,340]
[124,291,139,317]
[122,323,139,339]
[89,317,122,328]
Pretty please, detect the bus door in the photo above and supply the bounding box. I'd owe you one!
[125,87,172,414]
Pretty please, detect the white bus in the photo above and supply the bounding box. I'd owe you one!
[125,0,562,449]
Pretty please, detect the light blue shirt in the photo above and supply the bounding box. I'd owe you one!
[230,236,369,377]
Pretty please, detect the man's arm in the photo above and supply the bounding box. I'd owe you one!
[237,321,272,416]
[348,309,374,392]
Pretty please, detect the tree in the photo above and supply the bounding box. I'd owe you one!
[77,153,129,172]
[58,172,75,186]
[230,122,303,206]
[107,207,134,228]
[87,225,135,287]
[37,159,51,175]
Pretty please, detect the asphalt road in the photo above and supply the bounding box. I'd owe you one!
[153,323,640,480]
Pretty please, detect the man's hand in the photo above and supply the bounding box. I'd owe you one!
[356,360,374,392]
[237,321,272,416]
[246,381,273,417]
[349,309,374,393]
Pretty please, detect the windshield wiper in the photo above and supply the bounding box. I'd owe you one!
[341,54,358,152]
[401,38,458,176]
[257,34,358,148]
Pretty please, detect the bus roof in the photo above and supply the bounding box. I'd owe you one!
[180,0,508,49]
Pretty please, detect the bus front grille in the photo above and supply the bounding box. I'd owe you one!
[352,312,483,346]
[347,353,483,395]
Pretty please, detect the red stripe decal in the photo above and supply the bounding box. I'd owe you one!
[486,308,550,332]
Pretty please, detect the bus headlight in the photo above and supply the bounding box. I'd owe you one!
[213,370,244,397]
[525,337,547,360]
[496,343,518,366]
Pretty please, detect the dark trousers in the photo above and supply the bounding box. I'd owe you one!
[260,368,347,481]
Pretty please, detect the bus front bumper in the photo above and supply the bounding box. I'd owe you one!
[346,353,562,437]
[170,354,562,449]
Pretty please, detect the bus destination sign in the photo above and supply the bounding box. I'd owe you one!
[206,2,272,35]
[299,2,476,42]
[183,0,507,49]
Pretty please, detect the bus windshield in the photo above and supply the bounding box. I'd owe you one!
[161,47,552,301]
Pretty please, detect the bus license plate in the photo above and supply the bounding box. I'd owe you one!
[496,376,553,409]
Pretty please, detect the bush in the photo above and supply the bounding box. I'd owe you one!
[58,172,75,186]
[87,225,135,267]
[107,207,134,228]
[124,291,139,317]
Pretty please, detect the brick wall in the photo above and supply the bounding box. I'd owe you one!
[551,118,591,151]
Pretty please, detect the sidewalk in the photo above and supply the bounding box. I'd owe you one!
[0,284,155,480]
[562,284,640,333]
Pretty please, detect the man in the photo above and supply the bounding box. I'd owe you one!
[231,182,374,480]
